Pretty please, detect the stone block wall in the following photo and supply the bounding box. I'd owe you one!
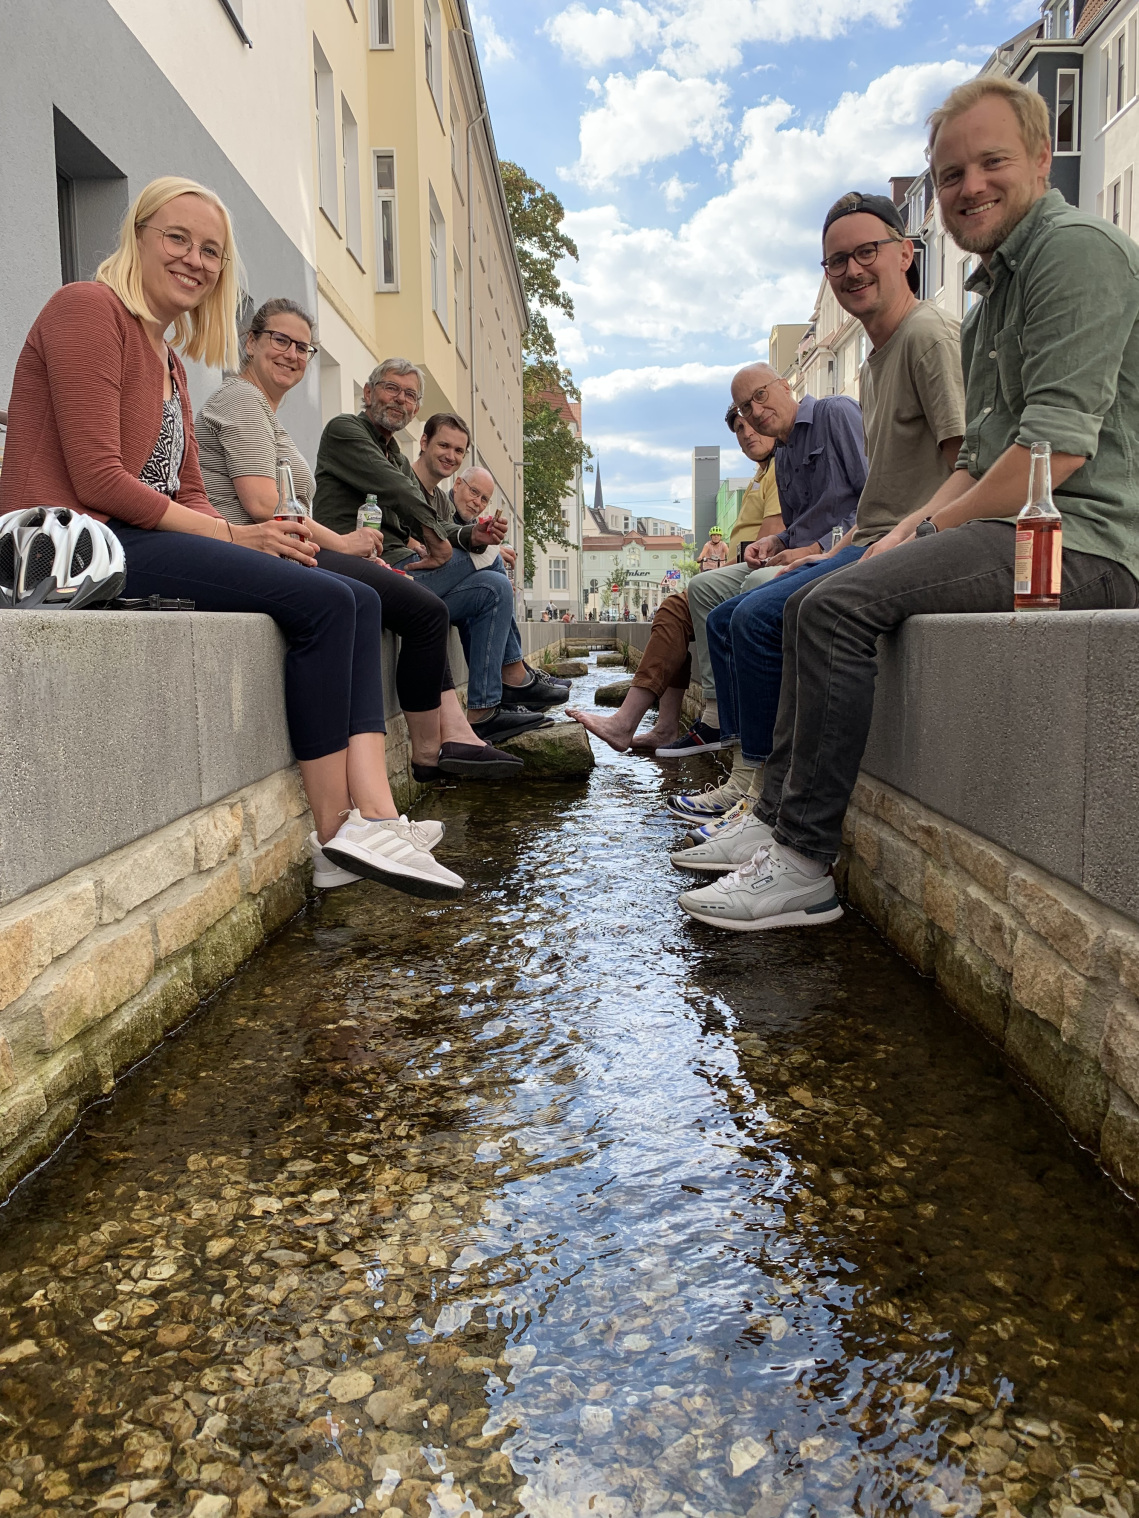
[837,775,1139,1197]
[0,769,310,1195]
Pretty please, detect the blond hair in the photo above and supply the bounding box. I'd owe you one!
[95,176,243,370]
[927,76,1052,166]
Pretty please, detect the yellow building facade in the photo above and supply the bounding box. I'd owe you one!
[306,0,527,543]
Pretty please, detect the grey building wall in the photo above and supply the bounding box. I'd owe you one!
[0,0,322,463]
[691,446,720,546]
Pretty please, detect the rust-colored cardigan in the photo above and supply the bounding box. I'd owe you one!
[0,281,219,527]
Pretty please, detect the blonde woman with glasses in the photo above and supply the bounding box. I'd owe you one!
[0,176,463,899]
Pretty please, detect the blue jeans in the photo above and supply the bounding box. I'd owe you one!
[483,553,523,664]
[406,552,515,708]
[706,546,867,765]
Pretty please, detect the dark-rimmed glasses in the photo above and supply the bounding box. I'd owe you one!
[255,329,319,359]
[375,379,422,405]
[821,238,902,278]
[139,224,230,270]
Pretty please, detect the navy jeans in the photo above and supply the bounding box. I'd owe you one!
[406,552,515,708]
[705,545,867,764]
[111,525,385,761]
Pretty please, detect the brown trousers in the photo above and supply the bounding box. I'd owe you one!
[630,592,692,696]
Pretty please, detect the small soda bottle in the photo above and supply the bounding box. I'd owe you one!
[1014,440,1062,611]
[274,459,308,539]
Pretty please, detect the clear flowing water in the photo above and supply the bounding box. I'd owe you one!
[1,654,1138,1518]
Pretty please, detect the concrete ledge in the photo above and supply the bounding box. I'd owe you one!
[838,774,1139,1198]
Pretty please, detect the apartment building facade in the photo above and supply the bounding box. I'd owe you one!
[308,0,528,567]
[0,0,322,458]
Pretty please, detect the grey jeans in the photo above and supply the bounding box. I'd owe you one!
[756,520,1139,862]
[685,562,781,699]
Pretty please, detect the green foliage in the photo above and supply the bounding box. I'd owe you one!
[607,557,630,590]
[501,160,591,578]
[676,558,702,587]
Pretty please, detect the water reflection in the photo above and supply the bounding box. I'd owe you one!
[0,656,1137,1518]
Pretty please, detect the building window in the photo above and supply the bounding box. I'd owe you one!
[937,231,946,290]
[1057,2,1070,36]
[1104,22,1137,124]
[423,0,442,112]
[960,256,976,316]
[373,151,398,291]
[369,0,392,47]
[550,559,568,591]
[314,38,338,230]
[453,253,466,356]
[341,97,362,263]
[450,93,463,184]
[1056,71,1078,153]
[1105,168,1133,232]
[428,186,447,329]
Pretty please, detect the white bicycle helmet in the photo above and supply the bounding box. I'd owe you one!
[0,507,126,610]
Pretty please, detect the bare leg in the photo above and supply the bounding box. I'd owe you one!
[567,686,656,753]
[402,708,442,766]
[300,733,398,844]
[629,685,685,749]
[439,688,483,745]
[501,659,529,687]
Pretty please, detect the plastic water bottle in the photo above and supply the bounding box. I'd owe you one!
[356,493,383,533]
[273,460,308,538]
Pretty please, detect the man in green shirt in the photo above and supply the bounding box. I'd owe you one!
[681,75,1139,933]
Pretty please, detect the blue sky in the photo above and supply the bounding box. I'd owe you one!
[469,0,1039,526]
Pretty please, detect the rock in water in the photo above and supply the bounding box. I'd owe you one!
[497,723,595,778]
[595,651,625,667]
[594,679,657,708]
[554,661,588,678]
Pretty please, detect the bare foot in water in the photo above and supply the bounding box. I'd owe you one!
[566,707,644,753]
[629,722,681,750]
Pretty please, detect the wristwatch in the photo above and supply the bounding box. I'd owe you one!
[915,516,939,537]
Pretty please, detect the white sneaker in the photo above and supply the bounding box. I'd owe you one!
[321,810,465,900]
[678,843,843,932]
[683,796,751,845]
[309,832,362,890]
[670,813,774,872]
[665,774,750,821]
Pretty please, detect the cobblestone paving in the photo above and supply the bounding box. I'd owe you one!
[1,659,1138,1518]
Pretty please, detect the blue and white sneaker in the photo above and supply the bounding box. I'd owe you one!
[655,722,730,757]
[679,843,843,932]
[683,796,752,845]
[665,774,750,821]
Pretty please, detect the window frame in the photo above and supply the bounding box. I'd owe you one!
[423,0,443,116]
[369,0,393,48]
[549,558,569,592]
[428,185,448,331]
[1055,69,1079,154]
[341,96,363,266]
[372,149,399,292]
[313,37,340,232]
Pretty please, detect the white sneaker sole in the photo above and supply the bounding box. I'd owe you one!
[669,851,754,873]
[681,899,844,932]
[321,840,464,900]
[313,863,362,889]
[655,737,727,757]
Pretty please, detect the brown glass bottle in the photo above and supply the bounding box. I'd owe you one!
[1013,441,1062,610]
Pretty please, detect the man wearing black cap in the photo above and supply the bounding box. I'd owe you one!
[675,187,965,888]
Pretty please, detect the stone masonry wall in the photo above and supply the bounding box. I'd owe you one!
[837,774,1139,1198]
[0,768,312,1196]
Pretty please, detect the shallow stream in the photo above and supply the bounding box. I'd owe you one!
[1,654,1138,1518]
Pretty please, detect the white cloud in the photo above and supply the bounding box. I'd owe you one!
[581,362,741,402]
[547,0,910,79]
[661,174,695,207]
[588,431,693,464]
[545,2,659,68]
[469,1,515,63]
[566,69,731,187]
[560,60,975,343]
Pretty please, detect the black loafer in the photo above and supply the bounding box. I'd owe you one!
[470,707,554,743]
[437,741,523,778]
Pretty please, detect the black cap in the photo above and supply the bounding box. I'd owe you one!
[823,191,920,294]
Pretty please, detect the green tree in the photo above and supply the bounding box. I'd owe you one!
[500,161,591,578]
